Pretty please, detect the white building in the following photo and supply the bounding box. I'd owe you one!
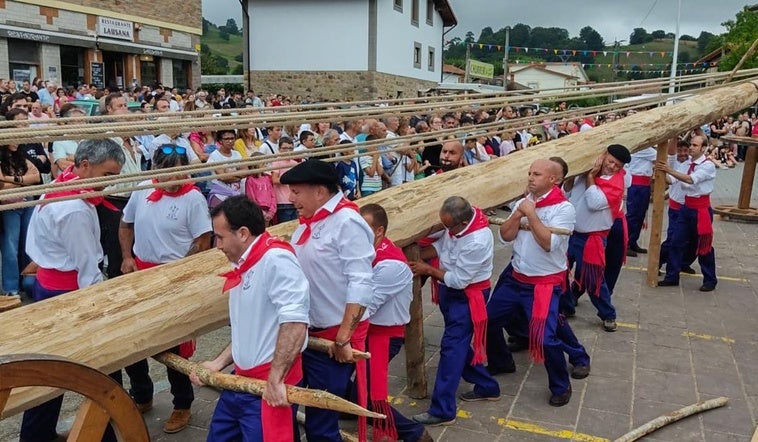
[442,64,465,83]
[509,62,590,92]
[242,0,456,100]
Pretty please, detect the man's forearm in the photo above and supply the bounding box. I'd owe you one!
[526,212,552,252]
[118,222,135,259]
[268,322,307,383]
[336,303,366,344]
[186,232,212,257]
[499,212,522,241]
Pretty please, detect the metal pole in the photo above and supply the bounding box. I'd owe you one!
[503,26,510,91]
[464,43,471,83]
[668,0,682,95]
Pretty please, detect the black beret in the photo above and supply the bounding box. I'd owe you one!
[280,159,339,186]
[607,144,631,164]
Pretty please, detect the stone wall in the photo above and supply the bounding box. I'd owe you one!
[55,0,201,29]
[247,70,438,101]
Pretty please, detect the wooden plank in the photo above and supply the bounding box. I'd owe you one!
[738,146,758,210]
[67,399,110,442]
[1,79,758,417]
[646,140,672,286]
[403,245,427,399]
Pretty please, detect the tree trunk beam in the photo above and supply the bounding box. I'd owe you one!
[307,337,371,360]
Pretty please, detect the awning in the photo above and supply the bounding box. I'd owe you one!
[0,24,94,48]
[96,38,197,61]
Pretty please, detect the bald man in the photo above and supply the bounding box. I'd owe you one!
[486,159,578,406]
[439,140,465,172]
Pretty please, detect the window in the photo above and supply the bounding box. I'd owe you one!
[413,42,422,69]
[411,0,419,26]
[426,0,434,25]
[394,0,402,12]
[428,47,435,71]
[527,82,539,89]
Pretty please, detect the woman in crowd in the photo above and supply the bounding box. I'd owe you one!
[234,126,261,158]
[206,129,244,209]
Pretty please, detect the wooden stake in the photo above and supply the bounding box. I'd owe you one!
[646,140,672,287]
[153,353,385,419]
[613,396,728,442]
[307,337,371,360]
[403,245,428,399]
[739,145,758,210]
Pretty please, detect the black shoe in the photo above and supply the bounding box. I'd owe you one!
[486,362,516,375]
[507,341,528,353]
[699,285,716,292]
[681,266,697,274]
[459,390,501,402]
[625,248,638,257]
[571,364,591,379]
[412,412,455,426]
[630,244,648,254]
[657,280,679,287]
[549,387,572,407]
[602,319,617,332]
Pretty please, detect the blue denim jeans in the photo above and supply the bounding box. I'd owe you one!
[1,206,33,293]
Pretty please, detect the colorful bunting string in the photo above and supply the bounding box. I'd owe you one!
[446,40,702,58]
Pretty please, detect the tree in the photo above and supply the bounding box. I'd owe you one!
[231,64,244,75]
[579,26,604,51]
[718,6,758,71]
[202,18,211,34]
[234,53,243,63]
[680,34,696,41]
[651,30,667,39]
[225,18,239,35]
[630,28,650,45]
[510,23,531,47]
[464,31,475,44]
[528,26,569,48]
[697,31,716,53]
[219,27,230,41]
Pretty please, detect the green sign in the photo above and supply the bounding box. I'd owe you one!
[468,60,494,79]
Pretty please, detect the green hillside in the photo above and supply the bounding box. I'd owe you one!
[201,19,244,75]
[587,40,701,82]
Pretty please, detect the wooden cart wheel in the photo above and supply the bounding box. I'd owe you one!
[0,354,149,442]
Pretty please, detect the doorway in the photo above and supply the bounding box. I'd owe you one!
[102,51,124,89]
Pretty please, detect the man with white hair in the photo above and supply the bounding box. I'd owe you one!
[36,81,56,107]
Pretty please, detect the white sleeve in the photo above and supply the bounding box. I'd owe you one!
[549,204,576,251]
[584,184,610,211]
[60,210,104,288]
[337,217,376,306]
[186,192,213,238]
[367,260,411,317]
[121,194,138,224]
[688,161,717,185]
[264,250,311,325]
[52,141,70,162]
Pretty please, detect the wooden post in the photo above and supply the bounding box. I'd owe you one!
[738,145,757,210]
[403,245,427,399]
[646,140,671,287]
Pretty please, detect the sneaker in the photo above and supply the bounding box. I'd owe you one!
[603,319,617,332]
[163,408,191,434]
[459,390,501,402]
[549,387,572,407]
[571,363,591,379]
[625,248,638,257]
[412,412,455,426]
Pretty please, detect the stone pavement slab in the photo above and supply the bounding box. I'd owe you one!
[1,164,758,441]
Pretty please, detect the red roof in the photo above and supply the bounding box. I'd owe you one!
[443,64,465,75]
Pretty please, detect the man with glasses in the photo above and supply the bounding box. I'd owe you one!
[409,196,500,426]
[655,135,718,291]
[118,144,211,433]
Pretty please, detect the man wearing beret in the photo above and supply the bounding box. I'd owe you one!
[563,145,631,332]
[280,160,376,441]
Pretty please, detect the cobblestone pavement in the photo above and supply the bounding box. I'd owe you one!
[2,163,757,441]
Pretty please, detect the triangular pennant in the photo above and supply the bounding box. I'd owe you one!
[583,51,588,56]
[524,47,528,53]
[626,52,630,57]
[660,52,665,57]
[554,49,558,54]
[516,47,520,52]
[649,52,654,57]
[603,51,607,56]
[497,45,502,51]
[592,51,597,56]
[572,50,576,56]
[488,45,492,50]
[479,44,484,49]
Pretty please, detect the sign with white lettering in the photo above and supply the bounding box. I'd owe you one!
[97,17,134,41]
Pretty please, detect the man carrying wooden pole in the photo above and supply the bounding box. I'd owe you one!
[191,195,310,441]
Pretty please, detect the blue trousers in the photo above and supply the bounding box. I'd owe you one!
[566,233,617,320]
[626,183,651,249]
[659,207,697,270]
[664,205,717,287]
[604,218,626,295]
[428,285,500,420]
[302,347,356,441]
[207,389,299,442]
[485,266,571,396]
[0,206,32,293]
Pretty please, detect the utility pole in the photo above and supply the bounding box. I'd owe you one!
[668,0,682,95]
[464,42,471,83]
[503,26,510,91]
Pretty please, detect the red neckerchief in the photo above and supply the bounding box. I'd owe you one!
[295,197,359,246]
[451,206,489,237]
[43,165,117,211]
[219,232,295,292]
[534,185,568,208]
[146,180,199,202]
[372,237,407,266]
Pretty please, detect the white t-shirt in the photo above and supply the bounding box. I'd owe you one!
[52,140,79,164]
[122,180,212,263]
[207,149,244,191]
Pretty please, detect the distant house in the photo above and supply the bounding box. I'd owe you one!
[508,62,590,91]
[442,64,465,83]
[242,0,456,100]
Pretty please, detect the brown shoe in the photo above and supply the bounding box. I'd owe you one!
[163,408,191,434]
[419,429,435,442]
[135,400,153,414]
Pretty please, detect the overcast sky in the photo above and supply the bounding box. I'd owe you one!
[203,0,750,44]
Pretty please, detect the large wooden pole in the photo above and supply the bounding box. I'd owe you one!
[403,245,427,399]
[2,79,758,417]
[646,140,673,287]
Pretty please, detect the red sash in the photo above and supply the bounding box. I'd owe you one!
[42,165,118,211]
[219,232,295,292]
[36,268,78,291]
[367,324,405,441]
[684,195,713,255]
[464,279,491,365]
[135,257,195,358]
[512,270,566,363]
[309,321,369,442]
[146,180,200,202]
[631,175,651,186]
[296,198,359,246]
[234,355,303,442]
[579,171,626,296]
[669,199,683,210]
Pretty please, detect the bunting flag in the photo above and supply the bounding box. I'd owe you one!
[453,41,690,59]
